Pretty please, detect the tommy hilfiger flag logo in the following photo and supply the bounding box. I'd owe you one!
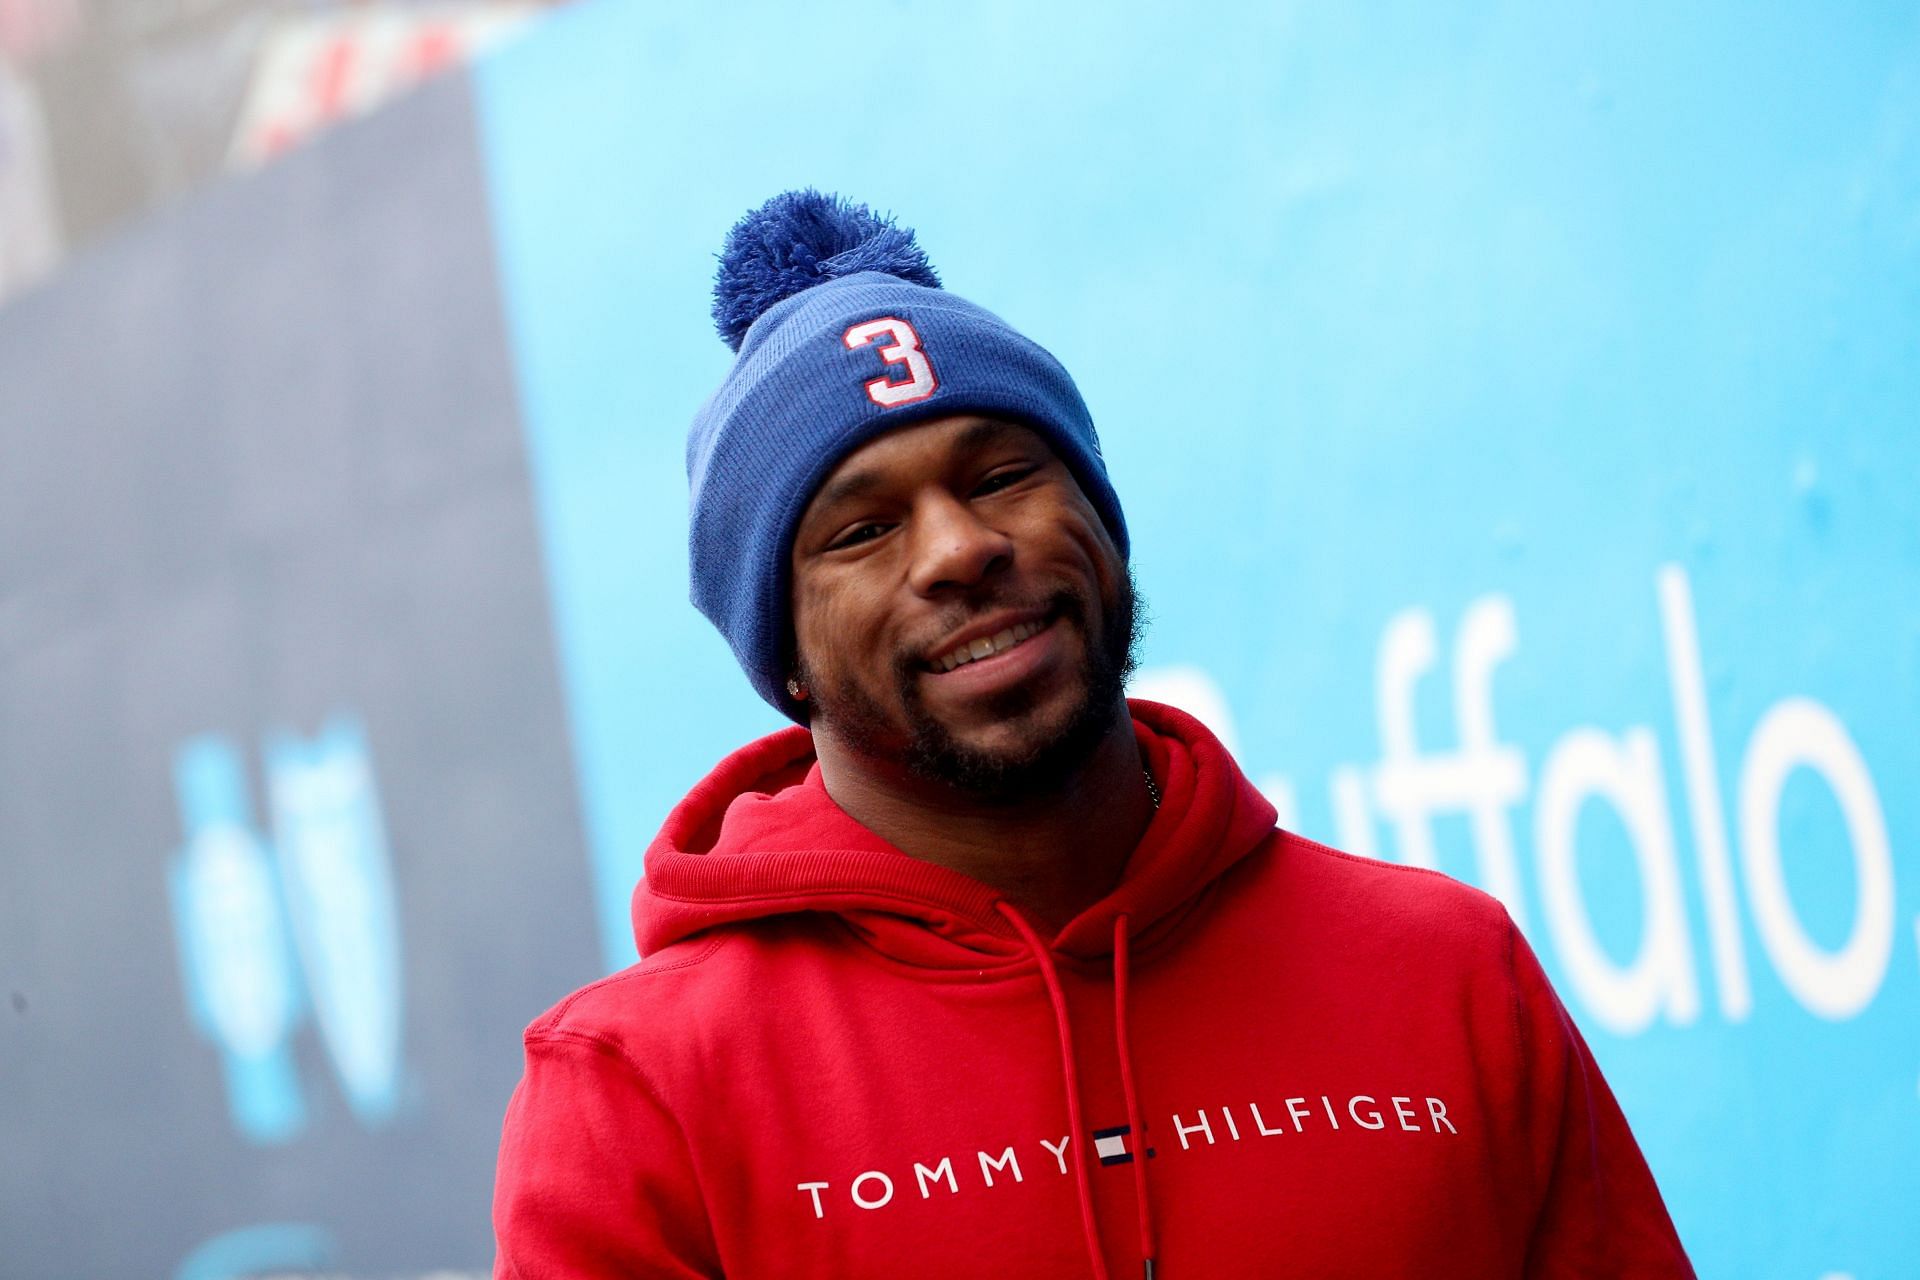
[1092,1125,1154,1166]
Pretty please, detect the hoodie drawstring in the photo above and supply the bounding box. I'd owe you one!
[1113,914,1158,1279]
[998,902,1111,1280]
[996,903,1160,1280]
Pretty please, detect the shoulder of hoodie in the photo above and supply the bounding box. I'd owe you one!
[1241,827,1519,966]
[519,915,833,1056]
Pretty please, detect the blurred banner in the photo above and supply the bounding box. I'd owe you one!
[0,74,596,1277]
[2,1,1916,1277]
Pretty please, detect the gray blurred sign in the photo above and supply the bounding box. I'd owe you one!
[0,75,598,1278]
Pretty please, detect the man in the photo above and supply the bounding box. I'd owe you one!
[491,190,1695,1278]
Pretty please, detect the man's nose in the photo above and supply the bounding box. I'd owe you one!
[906,493,1014,595]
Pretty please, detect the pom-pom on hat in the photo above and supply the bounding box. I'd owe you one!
[686,190,1129,720]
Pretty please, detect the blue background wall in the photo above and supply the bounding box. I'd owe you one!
[476,3,1919,1277]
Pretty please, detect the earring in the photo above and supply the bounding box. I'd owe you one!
[786,677,806,700]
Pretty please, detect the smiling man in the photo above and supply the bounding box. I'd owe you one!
[490,192,1695,1278]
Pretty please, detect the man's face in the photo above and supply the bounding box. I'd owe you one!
[789,415,1139,799]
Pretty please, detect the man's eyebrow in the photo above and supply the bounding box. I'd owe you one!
[952,418,1027,453]
[807,468,885,520]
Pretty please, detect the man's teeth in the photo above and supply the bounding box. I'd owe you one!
[936,620,1045,672]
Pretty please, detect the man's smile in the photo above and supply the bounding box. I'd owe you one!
[918,612,1067,701]
[923,609,1058,673]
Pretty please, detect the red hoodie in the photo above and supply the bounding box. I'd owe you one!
[492,701,1693,1278]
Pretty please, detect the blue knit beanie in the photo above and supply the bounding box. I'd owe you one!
[687,190,1129,720]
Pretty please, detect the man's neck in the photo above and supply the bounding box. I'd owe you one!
[812,706,1155,934]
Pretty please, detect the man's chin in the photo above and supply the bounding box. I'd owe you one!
[902,685,1119,802]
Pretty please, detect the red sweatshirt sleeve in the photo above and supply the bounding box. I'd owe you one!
[1507,920,1696,1278]
[492,1031,720,1279]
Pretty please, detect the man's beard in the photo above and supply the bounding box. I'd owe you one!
[801,569,1146,803]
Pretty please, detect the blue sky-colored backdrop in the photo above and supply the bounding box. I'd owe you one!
[474,4,1920,1275]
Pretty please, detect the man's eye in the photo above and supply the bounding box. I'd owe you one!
[829,522,888,550]
[974,466,1036,497]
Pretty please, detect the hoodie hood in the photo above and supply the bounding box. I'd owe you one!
[634,699,1278,963]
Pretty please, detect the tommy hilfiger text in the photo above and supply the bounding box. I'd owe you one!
[794,1092,1458,1219]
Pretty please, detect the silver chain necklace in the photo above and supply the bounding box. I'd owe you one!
[1143,766,1161,811]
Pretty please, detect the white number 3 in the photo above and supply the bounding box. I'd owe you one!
[843,317,939,408]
